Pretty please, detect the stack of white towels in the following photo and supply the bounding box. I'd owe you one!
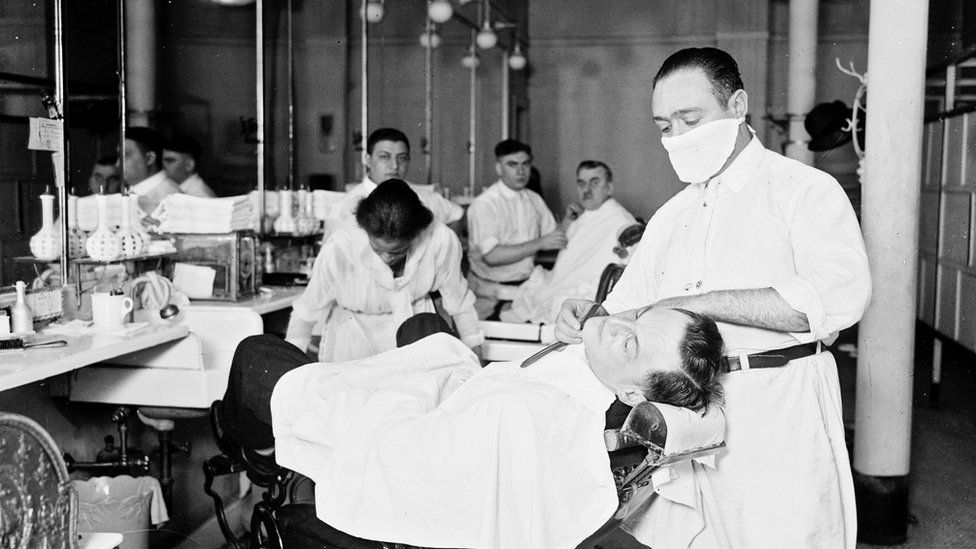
[155,194,253,233]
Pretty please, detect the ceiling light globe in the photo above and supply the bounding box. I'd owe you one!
[420,31,442,49]
[461,53,480,69]
[365,1,384,23]
[427,0,453,24]
[476,28,497,50]
[508,52,527,70]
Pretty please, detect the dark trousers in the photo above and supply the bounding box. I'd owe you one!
[220,313,456,450]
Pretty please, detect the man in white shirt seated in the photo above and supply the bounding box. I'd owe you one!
[467,139,568,319]
[162,134,216,198]
[122,126,181,216]
[501,160,637,324]
[219,306,724,549]
[324,127,463,240]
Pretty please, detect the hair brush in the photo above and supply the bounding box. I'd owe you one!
[0,336,68,351]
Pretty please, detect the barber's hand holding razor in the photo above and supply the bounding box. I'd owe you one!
[554,298,606,344]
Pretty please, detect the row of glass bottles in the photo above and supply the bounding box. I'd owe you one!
[270,188,320,236]
[29,193,150,263]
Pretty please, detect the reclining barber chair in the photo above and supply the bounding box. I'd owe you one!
[203,399,725,549]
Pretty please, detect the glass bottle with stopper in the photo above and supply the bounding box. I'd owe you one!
[11,281,34,334]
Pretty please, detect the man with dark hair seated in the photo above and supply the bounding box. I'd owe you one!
[219,306,724,548]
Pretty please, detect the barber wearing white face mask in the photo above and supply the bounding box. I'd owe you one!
[555,48,871,549]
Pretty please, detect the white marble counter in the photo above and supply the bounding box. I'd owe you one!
[0,324,189,392]
[187,285,304,315]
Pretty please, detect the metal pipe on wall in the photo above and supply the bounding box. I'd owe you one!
[424,17,434,185]
[361,0,369,166]
[467,29,477,196]
[287,0,295,189]
[124,0,156,128]
[117,0,127,185]
[256,0,265,235]
[54,0,69,278]
[501,49,509,140]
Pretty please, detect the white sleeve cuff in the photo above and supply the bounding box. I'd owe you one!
[284,314,314,353]
[453,309,484,348]
[461,332,486,348]
[771,277,828,340]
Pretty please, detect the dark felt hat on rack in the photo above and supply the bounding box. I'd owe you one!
[805,100,861,152]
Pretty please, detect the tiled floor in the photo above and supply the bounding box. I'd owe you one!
[596,324,976,548]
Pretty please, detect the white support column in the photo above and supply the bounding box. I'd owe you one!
[783,0,817,164]
[124,0,156,127]
[854,0,930,544]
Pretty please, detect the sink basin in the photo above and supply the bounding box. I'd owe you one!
[68,306,263,409]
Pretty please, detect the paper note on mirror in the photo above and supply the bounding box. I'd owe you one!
[173,263,216,299]
[28,118,63,151]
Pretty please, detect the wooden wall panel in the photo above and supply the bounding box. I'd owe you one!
[943,116,966,188]
[918,257,937,324]
[959,272,976,349]
[942,192,972,265]
[924,121,944,190]
[919,186,941,256]
[936,266,959,337]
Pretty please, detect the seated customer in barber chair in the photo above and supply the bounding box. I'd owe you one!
[500,160,637,325]
[216,305,724,549]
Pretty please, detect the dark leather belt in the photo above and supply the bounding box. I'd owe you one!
[722,342,821,373]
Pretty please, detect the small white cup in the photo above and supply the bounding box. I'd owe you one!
[91,293,134,327]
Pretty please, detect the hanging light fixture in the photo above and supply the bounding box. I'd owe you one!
[427,0,453,23]
[420,26,442,49]
[476,19,497,50]
[508,43,527,70]
[364,0,384,23]
[461,46,480,69]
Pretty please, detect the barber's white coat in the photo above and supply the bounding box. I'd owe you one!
[608,137,870,548]
[502,198,635,324]
[289,220,481,361]
[271,335,619,549]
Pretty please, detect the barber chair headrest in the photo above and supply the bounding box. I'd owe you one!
[605,401,725,458]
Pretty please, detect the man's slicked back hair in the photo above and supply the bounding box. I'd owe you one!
[367,128,410,154]
[653,47,744,107]
[494,139,532,159]
[577,160,613,183]
[126,126,164,168]
[641,308,725,412]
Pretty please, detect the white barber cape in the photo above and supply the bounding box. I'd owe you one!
[501,198,635,324]
[271,335,620,549]
[607,136,870,548]
[289,220,480,362]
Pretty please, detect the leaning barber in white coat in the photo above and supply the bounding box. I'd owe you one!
[555,47,870,548]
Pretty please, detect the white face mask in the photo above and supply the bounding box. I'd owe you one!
[661,117,745,184]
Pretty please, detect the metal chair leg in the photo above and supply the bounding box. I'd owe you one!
[204,454,247,549]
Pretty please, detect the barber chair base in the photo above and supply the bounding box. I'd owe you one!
[204,401,293,549]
